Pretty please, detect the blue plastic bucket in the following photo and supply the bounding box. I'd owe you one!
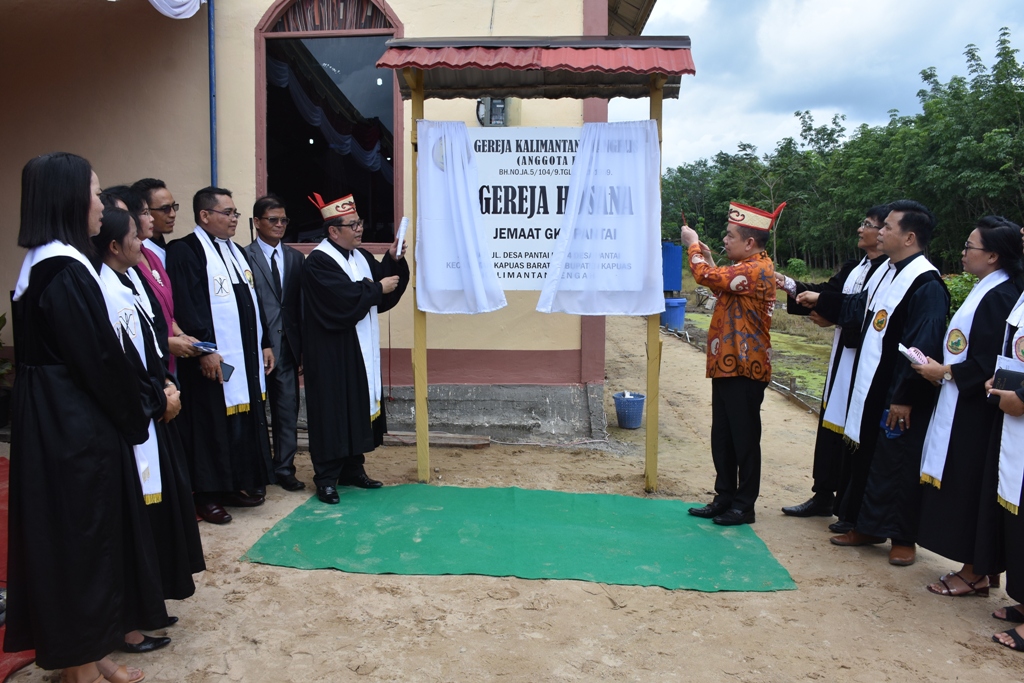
[660,297,687,331]
[662,242,683,291]
[613,391,645,429]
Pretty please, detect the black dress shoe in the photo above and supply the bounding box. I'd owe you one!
[166,615,178,627]
[249,487,267,497]
[317,485,340,504]
[277,474,306,492]
[781,497,834,517]
[195,502,232,524]
[338,472,383,489]
[221,491,265,508]
[713,508,756,526]
[829,520,854,534]
[119,634,171,654]
[688,502,729,519]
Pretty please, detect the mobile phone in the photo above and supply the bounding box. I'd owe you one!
[220,361,235,382]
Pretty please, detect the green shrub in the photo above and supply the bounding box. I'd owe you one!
[785,258,809,279]
[943,272,979,319]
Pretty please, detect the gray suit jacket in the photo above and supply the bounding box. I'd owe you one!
[245,239,303,365]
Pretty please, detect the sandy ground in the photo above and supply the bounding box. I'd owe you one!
[10,315,1024,682]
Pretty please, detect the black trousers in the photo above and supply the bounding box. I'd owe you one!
[810,424,843,503]
[710,376,767,512]
[267,339,300,478]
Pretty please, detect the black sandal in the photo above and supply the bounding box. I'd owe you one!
[994,605,1024,623]
[927,571,989,597]
[992,628,1024,652]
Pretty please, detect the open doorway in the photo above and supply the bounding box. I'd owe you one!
[266,35,395,243]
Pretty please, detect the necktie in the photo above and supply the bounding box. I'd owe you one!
[271,249,283,299]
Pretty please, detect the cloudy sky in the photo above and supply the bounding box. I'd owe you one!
[609,0,1024,170]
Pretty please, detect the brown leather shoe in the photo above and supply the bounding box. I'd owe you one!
[830,530,886,546]
[195,501,232,524]
[889,544,916,566]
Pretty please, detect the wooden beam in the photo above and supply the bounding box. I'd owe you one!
[404,67,431,483]
[644,72,667,493]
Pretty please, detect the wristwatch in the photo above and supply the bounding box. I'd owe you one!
[943,367,953,382]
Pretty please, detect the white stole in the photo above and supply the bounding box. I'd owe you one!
[193,227,266,414]
[312,240,382,419]
[844,254,938,445]
[99,265,162,504]
[920,270,1009,488]
[13,241,120,336]
[143,238,167,268]
[996,294,1024,514]
[821,256,883,433]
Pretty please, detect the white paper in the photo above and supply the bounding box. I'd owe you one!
[395,217,409,257]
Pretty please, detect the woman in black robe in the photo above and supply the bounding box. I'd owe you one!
[914,217,1023,596]
[4,153,154,683]
[92,205,206,655]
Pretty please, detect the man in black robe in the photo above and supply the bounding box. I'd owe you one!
[166,187,275,524]
[829,200,949,566]
[301,193,409,504]
[778,206,889,523]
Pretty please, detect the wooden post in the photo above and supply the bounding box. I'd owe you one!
[404,67,430,483]
[645,74,668,493]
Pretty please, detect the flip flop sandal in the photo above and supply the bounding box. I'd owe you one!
[104,665,145,683]
[927,571,989,597]
[994,605,1024,623]
[992,628,1024,652]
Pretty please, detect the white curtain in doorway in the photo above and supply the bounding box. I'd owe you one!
[416,120,507,314]
[537,120,665,316]
[147,0,205,19]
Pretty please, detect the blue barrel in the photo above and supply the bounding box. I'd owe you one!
[660,297,687,331]
[613,391,645,429]
[662,241,683,291]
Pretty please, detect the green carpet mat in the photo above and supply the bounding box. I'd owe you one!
[244,485,795,592]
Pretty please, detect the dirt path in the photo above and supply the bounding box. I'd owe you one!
[12,316,1024,682]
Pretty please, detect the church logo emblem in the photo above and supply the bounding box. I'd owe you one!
[872,310,888,332]
[213,275,230,297]
[118,307,137,338]
[244,270,254,288]
[946,329,967,355]
[1016,336,1024,362]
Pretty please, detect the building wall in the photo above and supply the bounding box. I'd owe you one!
[3,1,604,402]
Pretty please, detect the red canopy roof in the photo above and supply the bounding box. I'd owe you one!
[376,36,695,100]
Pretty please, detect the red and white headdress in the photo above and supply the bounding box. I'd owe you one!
[728,201,787,232]
[308,192,356,221]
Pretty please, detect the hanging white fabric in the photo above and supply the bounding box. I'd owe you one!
[147,0,205,20]
[415,120,507,314]
[536,120,664,316]
[266,57,394,184]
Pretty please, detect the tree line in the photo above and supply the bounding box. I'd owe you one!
[662,28,1024,275]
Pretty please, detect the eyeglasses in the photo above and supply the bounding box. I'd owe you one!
[860,220,881,229]
[260,216,291,226]
[339,220,364,230]
[963,241,988,252]
[149,203,179,214]
[207,208,242,220]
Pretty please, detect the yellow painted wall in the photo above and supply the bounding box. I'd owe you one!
[3,0,588,354]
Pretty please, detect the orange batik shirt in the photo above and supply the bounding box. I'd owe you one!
[687,244,775,382]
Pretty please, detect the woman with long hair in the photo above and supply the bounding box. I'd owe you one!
[5,153,153,683]
[914,216,1024,596]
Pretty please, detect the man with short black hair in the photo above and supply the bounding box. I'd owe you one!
[166,186,276,524]
[778,206,890,522]
[681,201,783,526]
[829,199,949,566]
[244,195,306,491]
[131,178,178,267]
